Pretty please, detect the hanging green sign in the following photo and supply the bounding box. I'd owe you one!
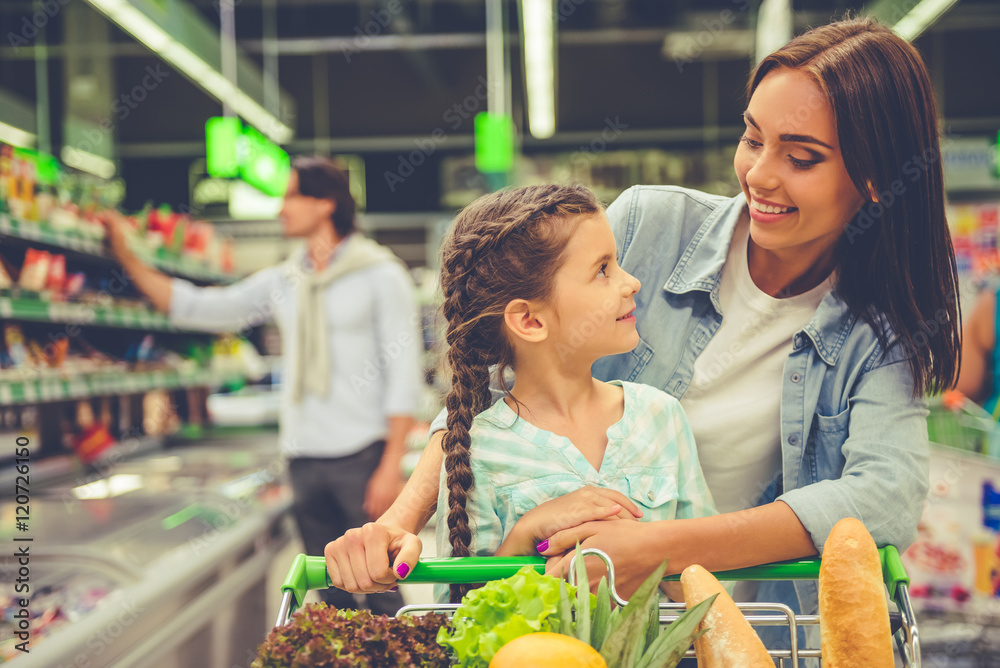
[205,117,290,197]
[205,117,242,178]
[474,112,515,174]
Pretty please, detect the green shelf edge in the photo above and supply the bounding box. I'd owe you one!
[0,369,244,405]
[0,296,181,331]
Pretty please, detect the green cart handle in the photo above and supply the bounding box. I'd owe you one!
[279,546,909,613]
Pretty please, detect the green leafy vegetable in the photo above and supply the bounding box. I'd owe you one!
[436,565,593,668]
[438,546,717,668]
[568,547,715,668]
[591,576,611,650]
[633,596,714,668]
[252,603,451,668]
[559,579,574,636]
[600,560,664,668]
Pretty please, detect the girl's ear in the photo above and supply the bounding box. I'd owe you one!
[503,299,548,343]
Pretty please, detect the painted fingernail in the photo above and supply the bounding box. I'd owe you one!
[536,539,549,553]
[389,586,399,592]
[396,563,410,578]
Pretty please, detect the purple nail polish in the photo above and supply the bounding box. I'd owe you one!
[389,586,399,592]
[536,539,549,553]
[396,563,410,579]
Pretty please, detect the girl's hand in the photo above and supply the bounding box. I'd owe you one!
[497,486,643,556]
[324,522,422,593]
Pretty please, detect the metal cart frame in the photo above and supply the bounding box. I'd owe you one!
[275,546,920,667]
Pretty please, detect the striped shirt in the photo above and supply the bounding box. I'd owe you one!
[434,380,717,586]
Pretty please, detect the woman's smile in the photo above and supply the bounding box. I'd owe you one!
[748,195,799,223]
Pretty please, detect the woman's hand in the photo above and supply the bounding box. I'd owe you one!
[540,519,665,599]
[540,504,818,599]
[324,522,422,593]
[99,211,133,263]
[496,486,643,556]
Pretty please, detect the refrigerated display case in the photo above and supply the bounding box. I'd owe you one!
[905,434,1000,665]
[0,434,291,668]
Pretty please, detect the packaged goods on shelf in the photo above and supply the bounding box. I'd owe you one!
[0,323,253,402]
[0,141,238,283]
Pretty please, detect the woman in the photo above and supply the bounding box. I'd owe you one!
[325,16,958,650]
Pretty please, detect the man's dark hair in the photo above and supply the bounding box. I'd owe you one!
[292,156,357,237]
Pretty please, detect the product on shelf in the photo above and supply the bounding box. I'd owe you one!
[17,248,50,292]
[70,400,115,463]
[2,325,29,369]
[0,258,12,289]
[0,324,252,382]
[0,571,118,660]
[0,141,238,280]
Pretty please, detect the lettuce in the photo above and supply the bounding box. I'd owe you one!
[436,566,594,668]
[252,604,452,668]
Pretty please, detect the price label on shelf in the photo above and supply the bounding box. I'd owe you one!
[41,379,60,400]
[69,377,87,396]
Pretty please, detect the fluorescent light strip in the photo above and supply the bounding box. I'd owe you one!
[522,0,555,139]
[893,0,960,41]
[62,146,117,179]
[85,0,293,144]
[0,121,36,148]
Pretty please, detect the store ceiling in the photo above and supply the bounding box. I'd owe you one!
[0,0,998,212]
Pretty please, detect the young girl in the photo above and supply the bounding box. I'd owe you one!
[435,184,716,602]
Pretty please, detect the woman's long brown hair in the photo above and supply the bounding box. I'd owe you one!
[750,17,960,394]
[438,184,600,602]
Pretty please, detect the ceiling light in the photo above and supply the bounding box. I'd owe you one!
[892,0,961,41]
[61,146,117,179]
[0,121,36,149]
[84,0,293,144]
[521,0,556,139]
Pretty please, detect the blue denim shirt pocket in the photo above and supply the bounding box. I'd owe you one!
[806,408,850,482]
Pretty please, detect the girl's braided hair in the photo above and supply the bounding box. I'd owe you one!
[439,184,601,602]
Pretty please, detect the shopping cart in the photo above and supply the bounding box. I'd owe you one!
[275,547,920,667]
[927,391,1000,456]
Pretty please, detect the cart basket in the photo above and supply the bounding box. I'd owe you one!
[274,546,919,667]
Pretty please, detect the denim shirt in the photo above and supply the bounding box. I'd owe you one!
[592,186,929,622]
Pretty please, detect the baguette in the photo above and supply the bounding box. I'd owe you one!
[680,564,773,667]
[819,517,894,667]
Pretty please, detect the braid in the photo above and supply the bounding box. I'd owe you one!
[437,184,601,603]
[442,340,487,602]
[441,236,496,603]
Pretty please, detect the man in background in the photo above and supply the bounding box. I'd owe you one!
[104,157,420,615]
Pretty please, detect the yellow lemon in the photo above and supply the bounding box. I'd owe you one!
[489,632,607,668]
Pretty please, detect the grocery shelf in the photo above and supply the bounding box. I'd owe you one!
[0,295,181,330]
[0,368,242,405]
[0,214,235,284]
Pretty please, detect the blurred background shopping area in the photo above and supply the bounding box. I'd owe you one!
[0,0,998,666]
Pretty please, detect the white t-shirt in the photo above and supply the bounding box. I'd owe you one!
[680,214,833,515]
